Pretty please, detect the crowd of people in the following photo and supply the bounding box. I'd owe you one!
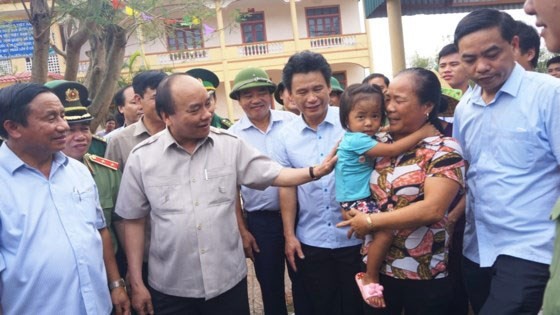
[0,4,560,315]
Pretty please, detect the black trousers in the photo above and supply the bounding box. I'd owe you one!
[463,255,549,315]
[246,211,288,315]
[149,278,250,315]
[364,274,452,315]
[298,243,363,315]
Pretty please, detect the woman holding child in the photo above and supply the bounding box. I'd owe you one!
[338,68,465,315]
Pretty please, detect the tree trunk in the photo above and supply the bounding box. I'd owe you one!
[63,0,102,81]
[84,31,105,98]
[29,0,51,83]
[89,24,126,131]
[64,22,94,81]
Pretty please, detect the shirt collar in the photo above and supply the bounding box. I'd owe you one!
[0,143,68,175]
[470,63,524,106]
[295,106,338,132]
[237,110,284,131]
[133,118,151,137]
[161,127,215,152]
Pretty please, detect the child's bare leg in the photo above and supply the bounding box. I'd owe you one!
[363,230,393,308]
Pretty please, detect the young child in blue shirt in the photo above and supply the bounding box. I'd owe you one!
[335,83,437,308]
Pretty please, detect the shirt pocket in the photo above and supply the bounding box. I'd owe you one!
[144,176,185,213]
[72,185,99,225]
[205,167,236,206]
[491,129,536,169]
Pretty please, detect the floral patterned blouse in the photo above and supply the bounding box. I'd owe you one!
[370,135,465,280]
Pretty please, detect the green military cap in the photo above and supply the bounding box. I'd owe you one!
[45,80,92,124]
[229,67,276,100]
[330,77,344,94]
[274,81,286,105]
[186,68,220,91]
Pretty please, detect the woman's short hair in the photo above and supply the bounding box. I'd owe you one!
[397,68,444,133]
[0,83,52,139]
[339,83,385,130]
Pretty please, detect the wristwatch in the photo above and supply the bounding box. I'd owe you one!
[109,278,126,291]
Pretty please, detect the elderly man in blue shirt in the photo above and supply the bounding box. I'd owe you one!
[453,9,560,314]
[0,83,128,314]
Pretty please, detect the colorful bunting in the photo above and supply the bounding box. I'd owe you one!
[203,23,215,36]
[110,0,212,33]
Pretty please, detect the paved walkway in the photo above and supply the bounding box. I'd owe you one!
[246,259,294,315]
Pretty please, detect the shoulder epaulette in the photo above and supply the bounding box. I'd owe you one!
[210,126,238,138]
[91,134,107,143]
[131,136,158,153]
[220,118,233,129]
[88,154,119,171]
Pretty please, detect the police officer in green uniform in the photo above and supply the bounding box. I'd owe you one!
[45,80,123,253]
[329,76,344,107]
[44,80,130,312]
[45,80,108,156]
[186,68,233,129]
[544,200,560,314]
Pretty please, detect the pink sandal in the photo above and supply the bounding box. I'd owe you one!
[355,272,384,305]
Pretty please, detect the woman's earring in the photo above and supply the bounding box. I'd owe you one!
[425,113,429,121]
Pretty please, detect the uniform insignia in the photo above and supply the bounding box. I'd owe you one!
[221,118,233,129]
[92,134,107,142]
[65,88,80,102]
[89,154,119,171]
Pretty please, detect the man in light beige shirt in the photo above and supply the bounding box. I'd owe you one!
[116,74,337,315]
[105,71,167,170]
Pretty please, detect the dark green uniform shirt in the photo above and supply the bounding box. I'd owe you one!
[543,198,560,315]
[88,135,107,156]
[83,153,122,251]
[211,114,233,130]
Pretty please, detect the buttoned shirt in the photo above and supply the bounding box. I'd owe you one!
[271,106,361,249]
[105,118,151,171]
[104,125,124,141]
[228,110,297,211]
[453,64,560,267]
[115,127,282,299]
[0,144,111,315]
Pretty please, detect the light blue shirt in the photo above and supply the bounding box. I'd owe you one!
[453,64,560,267]
[271,106,361,249]
[335,132,377,202]
[0,144,111,315]
[229,110,297,211]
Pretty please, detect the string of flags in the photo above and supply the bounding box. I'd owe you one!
[111,0,216,36]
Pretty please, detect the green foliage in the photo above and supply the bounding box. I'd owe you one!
[536,49,557,73]
[409,51,436,69]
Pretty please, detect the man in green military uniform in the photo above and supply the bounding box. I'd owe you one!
[186,68,233,129]
[44,80,107,155]
[44,80,129,313]
[329,76,344,107]
[544,200,560,314]
[45,80,123,252]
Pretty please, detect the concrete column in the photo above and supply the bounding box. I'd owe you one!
[386,0,406,74]
[216,0,234,119]
[289,0,301,51]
